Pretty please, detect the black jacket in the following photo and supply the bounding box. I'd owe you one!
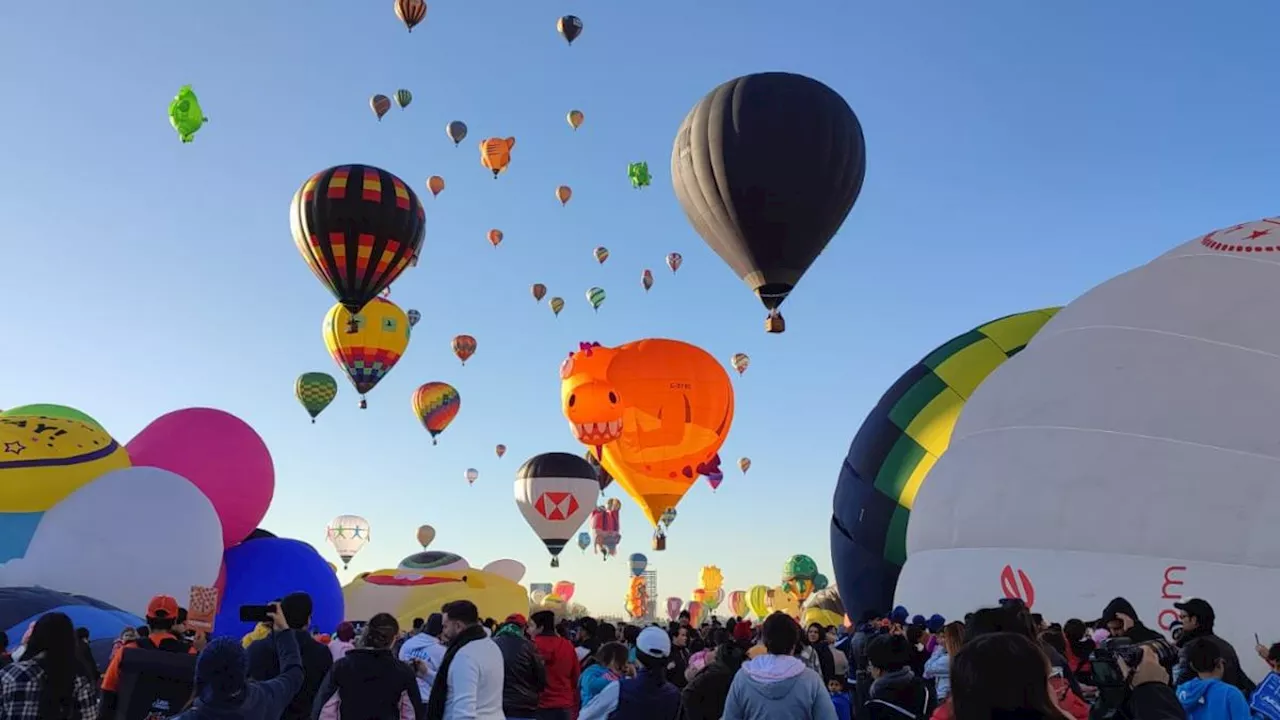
[311,647,424,720]
[667,646,691,689]
[1100,598,1166,644]
[680,661,736,720]
[866,668,931,720]
[1126,681,1187,720]
[247,629,333,720]
[493,631,545,715]
[1174,628,1254,696]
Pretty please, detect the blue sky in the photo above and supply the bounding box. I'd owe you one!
[1,1,1278,616]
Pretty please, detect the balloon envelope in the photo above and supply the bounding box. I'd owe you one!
[214,537,343,638]
[416,525,436,548]
[0,587,142,668]
[2,404,102,430]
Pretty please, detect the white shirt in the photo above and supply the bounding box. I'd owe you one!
[443,636,505,720]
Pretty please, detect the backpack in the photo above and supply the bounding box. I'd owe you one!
[114,637,197,720]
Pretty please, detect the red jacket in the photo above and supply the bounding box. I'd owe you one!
[533,633,581,710]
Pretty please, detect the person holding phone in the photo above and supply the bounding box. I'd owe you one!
[171,602,304,719]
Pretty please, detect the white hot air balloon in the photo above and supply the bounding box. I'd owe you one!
[465,468,479,485]
[325,514,370,569]
[896,216,1280,679]
[514,452,600,568]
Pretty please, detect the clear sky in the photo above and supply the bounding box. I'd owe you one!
[2,1,1278,616]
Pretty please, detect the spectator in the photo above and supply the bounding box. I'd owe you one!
[864,634,930,720]
[73,627,99,686]
[530,610,580,720]
[401,613,447,705]
[246,592,332,720]
[682,638,746,720]
[425,599,504,720]
[99,594,197,719]
[493,614,546,720]
[0,612,98,719]
[949,633,1067,720]
[1173,599,1254,696]
[312,612,423,720]
[1099,598,1165,643]
[580,626,681,720]
[0,631,11,669]
[923,621,963,702]
[666,626,691,689]
[328,622,356,663]
[1176,638,1251,720]
[580,642,627,708]
[722,612,837,720]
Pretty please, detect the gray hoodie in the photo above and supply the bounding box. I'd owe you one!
[723,654,838,720]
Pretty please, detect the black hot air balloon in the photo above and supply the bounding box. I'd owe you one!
[557,15,583,45]
[670,73,866,333]
[290,165,426,316]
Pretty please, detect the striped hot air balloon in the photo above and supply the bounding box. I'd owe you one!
[593,246,609,264]
[549,297,564,316]
[394,89,413,109]
[295,372,338,423]
[394,0,426,31]
[585,287,605,312]
[370,94,391,120]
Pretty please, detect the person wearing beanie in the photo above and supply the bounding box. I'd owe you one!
[329,622,356,662]
[172,603,303,719]
[400,612,447,705]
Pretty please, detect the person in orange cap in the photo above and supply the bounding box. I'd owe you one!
[99,594,197,717]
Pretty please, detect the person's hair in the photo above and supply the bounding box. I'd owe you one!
[280,592,313,631]
[714,638,746,672]
[679,610,690,620]
[906,624,925,647]
[1039,628,1066,657]
[530,610,556,634]
[762,612,800,655]
[137,625,152,637]
[1184,637,1223,674]
[596,641,629,669]
[867,633,911,672]
[362,613,400,650]
[412,617,424,631]
[1030,613,1045,627]
[25,612,84,719]
[669,625,687,640]
[75,627,89,641]
[443,600,480,626]
[1267,643,1280,664]
[483,618,496,630]
[335,622,356,642]
[941,621,966,655]
[965,605,1034,643]
[951,632,1061,720]
[636,643,668,685]
[806,623,825,645]
[597,622,617,644]
[0,630,7,648]
[1062,618,1095,660]
[176,607,188,625]
[425,613,444,637]
[623,625,640,645]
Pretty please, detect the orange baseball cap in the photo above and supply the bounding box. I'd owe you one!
[146,595,180,620]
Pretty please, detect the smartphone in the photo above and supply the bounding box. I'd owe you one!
[1257,633,1262,645]
[239,604,272,623]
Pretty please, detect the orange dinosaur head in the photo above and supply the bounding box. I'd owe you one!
[560,342,624,448]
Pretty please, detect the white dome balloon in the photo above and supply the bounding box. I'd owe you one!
[898,216,1280,678]
[0,466,223,616]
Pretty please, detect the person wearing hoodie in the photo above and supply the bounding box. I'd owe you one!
[311,612,424,720]
[1176,638,1251,720]
[1100,597,1166,644]
[682,639,746,720]
[493,614,546,720]
[579,626,680,720]
[1172,599,1254,696]
[246,592,333,720]
[329,623,356,663]
[172,604,303,720]
[863,634,930,720]
[722,612,837,720]
[530,610,579,720]
[806,624,837,683]
[400,613,447,706]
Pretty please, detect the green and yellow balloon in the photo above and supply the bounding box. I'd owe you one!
[295,372,339,423]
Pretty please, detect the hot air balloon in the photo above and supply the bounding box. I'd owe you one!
[168,85,207,143]
[660,507,677,528]
[747,585,771,619]
[739,457,751,473]
[728,589,748,617]
[641,270,653,292]
[627,162,652,189]
[465,468,479,485]
[291,165,425,314]
[452,334,477,365]
[479,137,516,178]
[531,283,547,302]
[557,15,583,45]
[407,309,421,327]
[671,73,866,334]
[628,553,648,577]
[446,120,467,146]
[666,597,683,622]
[411,381,460,444]
[549,297,565,316]
[593,246,609,264]
[295,372,338,423]
[370,94,391,120]
[552,580,576,604]
[567,110,584,130]
[416,524,435,549]
[514,453,600,568]
[488,229,504,248]
[586,288,605,312]
[561,339,734,528]
[495,444,507,459]
[590,498,622,559]
[666,253,683,273]
[577,532,591,552]
[730,353,750,375]
[585,451,613,492]
[326,514,370,569]
[394,89,413,109]
[427,175,445,197]
[832,308,1059,621]
[706,470,724,492]
[323,298,410,409]
[394,0,426,31]
[556,185,572,206]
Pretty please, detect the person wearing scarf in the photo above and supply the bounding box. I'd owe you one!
[425,599,504,720]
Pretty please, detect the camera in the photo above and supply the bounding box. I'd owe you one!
[1090,637,1178,687]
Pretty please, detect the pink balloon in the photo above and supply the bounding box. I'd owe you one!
[127,408,274,548]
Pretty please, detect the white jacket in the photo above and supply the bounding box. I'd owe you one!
[399,632,447,702]
[442,636,505,720]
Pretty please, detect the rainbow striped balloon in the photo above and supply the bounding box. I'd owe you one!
[411,382,460,445]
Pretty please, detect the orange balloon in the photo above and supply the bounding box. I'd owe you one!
[427,175,445,197]
[479,137,516,178]
[531,283,547,302]
[559,339,734,526]
[555,185,572,206]
[488,229,504,247]
[452,334,477,365]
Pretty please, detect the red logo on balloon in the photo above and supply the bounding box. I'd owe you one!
[535,492,579,521]
[1000,565,1036,609]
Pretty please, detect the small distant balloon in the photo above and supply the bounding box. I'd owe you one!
[427,175,445,197]
[586,287,606,312]
[556,185,572,206]
[370,94,391,121]
[731,353,750,375]
[394,89,413,109]
[480,137,516,178]
[666,253,683,273]
[549,297,565,316]
[395,0,427,31]
[495,444,507,459]
[628,162,652,189]
[557,15,583,45]
[465,468,479,485]
[489,229,504,248]
[412,382,460,445]
[642,269,654,292]
[532,283,547,302]
[416,524,436,548]
[593,246,609,264]
[168,85,207,143]
[452,334,477,365]
[739,457,751,473]
[567,110,584,131]
[407,309,421,327]
[295,372,338,423]
[446,120,468,146]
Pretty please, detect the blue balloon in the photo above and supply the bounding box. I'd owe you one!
[213,537,343,638]
[0,587,142,668]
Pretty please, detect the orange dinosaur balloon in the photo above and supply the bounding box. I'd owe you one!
[559,339,734,526]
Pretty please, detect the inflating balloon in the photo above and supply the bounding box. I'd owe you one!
[217,537,343,638]
[781,554,828,604]
[411,382,460,445]
[127,408,273,549]
[567,110,584,130]
[549,297,565,316]
[168,85,207,143]
[291,165,425,314]
[0,587,142,668]
[514,453,599,568]
[557,15,583,45]
[479,137,516,178]
[427,175,445,197]
[295,372,338,423]
[671,72,866,333]
[489,229,504,248]
[627,162,652,189]
[452,334,477,365]
[370,94,391,121]
[395,0,427,31]
[394,89,413,109]
[586,287,606,312]
[2,404,102,431]
[728,589,748,618]
[531,283,547,302]
[556,185,572,206]
[323,298,410,409]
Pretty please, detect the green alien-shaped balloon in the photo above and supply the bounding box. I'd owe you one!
[627,161,652,189]
[168,85,208,143]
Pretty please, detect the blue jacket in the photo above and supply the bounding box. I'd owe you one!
[1176,677,1252,720]
[830,691,852,720]
[173,632,304,720]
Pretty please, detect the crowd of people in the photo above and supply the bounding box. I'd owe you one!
[0,588,1276,720]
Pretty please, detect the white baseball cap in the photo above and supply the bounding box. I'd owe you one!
[636,626,671,659]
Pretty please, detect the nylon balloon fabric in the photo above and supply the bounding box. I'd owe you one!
[830,308,1059,620]
[671,72,866,312]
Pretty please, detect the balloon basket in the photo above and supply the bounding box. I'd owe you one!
[765,312,786,334]
[551,557,560,568]
[358,398,367,409]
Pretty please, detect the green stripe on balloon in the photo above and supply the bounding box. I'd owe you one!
[2,404,103,431]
